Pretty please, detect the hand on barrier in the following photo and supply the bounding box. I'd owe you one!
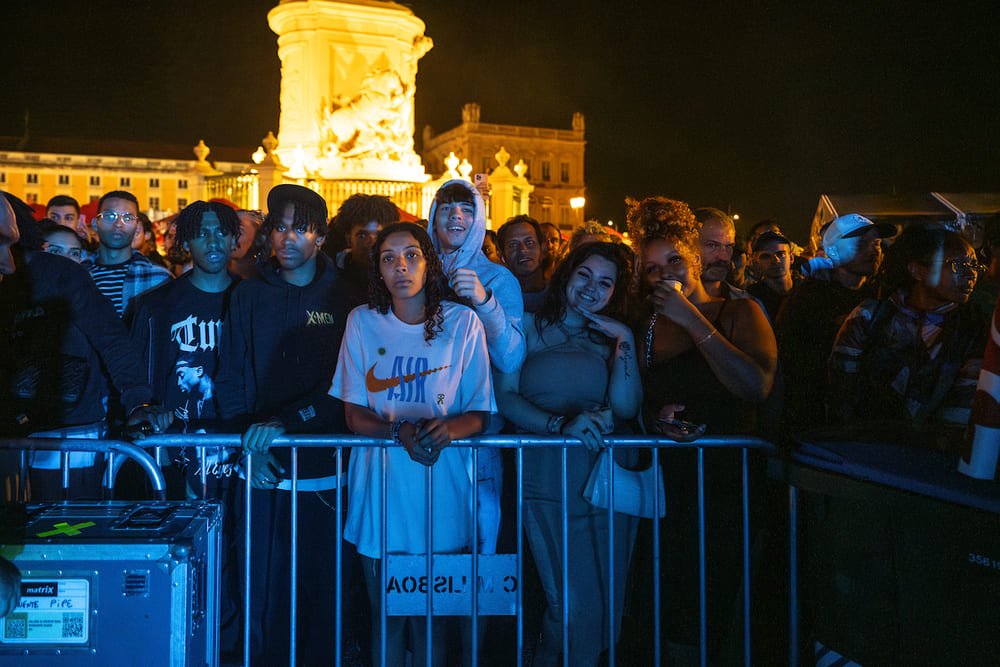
[654,404,706,443]
[242,420,285,454]
[126,405,174,439]
[562,409,612,451]
[248,452,285,489]
[399,419,448,467]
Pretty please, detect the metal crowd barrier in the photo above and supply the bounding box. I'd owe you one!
[4,434,780,667]
[1,437,166,501]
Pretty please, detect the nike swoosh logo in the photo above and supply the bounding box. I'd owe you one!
[365,364,451,393]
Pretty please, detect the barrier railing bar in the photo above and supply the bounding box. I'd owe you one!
[743,447,751,667]
[516,446,524,667]
[561,445,570,662]
[1,437,167,499]
[379,447,388,667]
[471,445,480,665]
[242,454,252,665]
[113,434,776,451]
[652,446,662,666]
[425,462,433,667]
[3,435,781,666]
[789,485,799,667]
[608,444,616,667]
[698,447,707,667]
[290,447,299,667]
[335,445,343,667]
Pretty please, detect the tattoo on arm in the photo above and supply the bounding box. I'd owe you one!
[618,341,632,378]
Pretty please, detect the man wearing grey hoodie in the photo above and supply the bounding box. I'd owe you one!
[427,179,526,562]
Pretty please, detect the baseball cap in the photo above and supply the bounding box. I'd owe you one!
[821,213,897,249]
[266,184,328,222]
[752,230,792,253]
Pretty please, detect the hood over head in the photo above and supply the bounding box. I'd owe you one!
[426,179,488,272]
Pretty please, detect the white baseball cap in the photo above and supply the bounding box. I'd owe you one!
[821,213,897,249]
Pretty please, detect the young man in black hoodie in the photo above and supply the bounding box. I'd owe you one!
[215,184,354,665]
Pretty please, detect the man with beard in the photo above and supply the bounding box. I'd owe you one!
[774,214,896,435]
[694,207,746,299]
[497,214,548,313]
[747,231,798,321]
[85,190,171,320]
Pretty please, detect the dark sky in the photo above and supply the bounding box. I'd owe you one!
[4,1,999,241]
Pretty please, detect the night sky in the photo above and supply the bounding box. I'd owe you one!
[4,0,999,241]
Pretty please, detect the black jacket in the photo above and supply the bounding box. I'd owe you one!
[0,251,152,434]
[215,253,349,437]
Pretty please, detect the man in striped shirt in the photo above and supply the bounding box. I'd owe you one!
[86,190,171,321]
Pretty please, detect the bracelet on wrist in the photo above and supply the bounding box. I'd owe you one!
[546,414,566,435]
[694,328,717,346]
[390,419,408,446]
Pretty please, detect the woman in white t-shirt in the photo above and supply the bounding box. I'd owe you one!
[330,221,495,666]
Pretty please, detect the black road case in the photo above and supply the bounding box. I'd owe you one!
[0,501,221,667]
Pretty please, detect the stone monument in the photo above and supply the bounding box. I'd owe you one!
[267,0,432,182]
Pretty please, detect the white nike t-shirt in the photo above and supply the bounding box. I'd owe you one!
[330,301,496,558]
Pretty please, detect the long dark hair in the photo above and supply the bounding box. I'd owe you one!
[535,241,632,337]
[875,223,972,299]
[368,222,452,342]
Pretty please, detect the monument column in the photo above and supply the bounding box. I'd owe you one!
[268,0,432,182]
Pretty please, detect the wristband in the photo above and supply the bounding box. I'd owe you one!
[390,419,408,446]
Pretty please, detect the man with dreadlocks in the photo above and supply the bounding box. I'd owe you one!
[215,184,355,665]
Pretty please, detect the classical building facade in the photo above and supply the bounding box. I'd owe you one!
[0,136,254,216]
[422,103,586,231]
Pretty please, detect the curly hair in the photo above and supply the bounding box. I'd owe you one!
[626,196,701,296]
[875,222,973,299]
[535,242,632,339]
[367,222,453,343]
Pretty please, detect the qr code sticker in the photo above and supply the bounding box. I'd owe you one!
[5,616,26,639]
[62,613,84,638]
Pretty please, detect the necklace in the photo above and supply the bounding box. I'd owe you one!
[556,319,591,343]
[644,314,658,369]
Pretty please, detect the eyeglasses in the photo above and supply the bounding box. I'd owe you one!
[95,211,138,225]
[945,259,984,275]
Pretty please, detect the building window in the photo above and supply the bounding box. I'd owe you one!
[120,176,131,187]
[26,173,38,184]
[149,196,160,210]
[89,175,101,187]
[178,179,188,190]
[541,161,551,181]
[58,174,70,185]
[0,172,5,184]
[541,206,551,222]
[149,178,160,188]
[25,193,38,204]
[177,198,188,209]
[560,163,570,183]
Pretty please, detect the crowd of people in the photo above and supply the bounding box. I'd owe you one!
[0,180,994,665]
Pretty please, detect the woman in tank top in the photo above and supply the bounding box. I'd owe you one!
[625,196,777,663]
[495,241,642,667]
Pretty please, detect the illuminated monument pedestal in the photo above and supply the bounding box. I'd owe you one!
[266,0,432,202]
